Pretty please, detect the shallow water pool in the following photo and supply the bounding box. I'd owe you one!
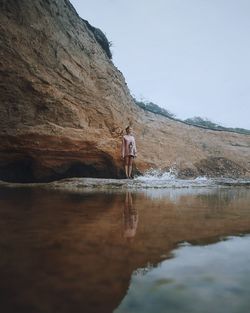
[0,186,249,313]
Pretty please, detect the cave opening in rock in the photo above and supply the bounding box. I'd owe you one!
[62,161,118,180]
[0,157,35,183]
[0,156,120,183]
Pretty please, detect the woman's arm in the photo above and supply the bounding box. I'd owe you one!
[133,137,137,156]
[121,136,125,158]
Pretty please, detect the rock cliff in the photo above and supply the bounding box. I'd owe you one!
[0,0,250,182]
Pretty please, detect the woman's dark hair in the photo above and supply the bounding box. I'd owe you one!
[125,126,130,133]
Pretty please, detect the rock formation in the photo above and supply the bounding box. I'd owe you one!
[0,0,249,182]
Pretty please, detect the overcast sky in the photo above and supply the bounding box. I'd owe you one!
[70,0,250,129]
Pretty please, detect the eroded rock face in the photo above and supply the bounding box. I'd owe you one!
[0,0,250,182]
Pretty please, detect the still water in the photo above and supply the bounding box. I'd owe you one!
[0,186,250,313]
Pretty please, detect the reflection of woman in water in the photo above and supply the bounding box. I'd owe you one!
[121,126,137,179]
[123,191,138,241]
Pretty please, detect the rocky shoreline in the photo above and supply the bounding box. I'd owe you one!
[0,177,249,192]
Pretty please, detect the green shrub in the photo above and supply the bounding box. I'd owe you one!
[134,98,175,119]
[83,19,112,59]
[134,98,250,135]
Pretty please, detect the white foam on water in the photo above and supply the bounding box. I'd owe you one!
[134,169,211,189]
[135,168,177,182]
[194,176,209,182]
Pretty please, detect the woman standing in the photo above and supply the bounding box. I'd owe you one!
[121,126,137,179]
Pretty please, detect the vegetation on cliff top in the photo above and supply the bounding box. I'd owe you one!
[134,99,250,135]
[184,117,250,134]
[134,98,175,119]
[82,19,112,59]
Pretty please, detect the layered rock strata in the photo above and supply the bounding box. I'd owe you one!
[0,0,249,182]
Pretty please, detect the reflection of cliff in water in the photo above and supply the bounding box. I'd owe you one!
[196,188,250,208]
[0,187,250,313]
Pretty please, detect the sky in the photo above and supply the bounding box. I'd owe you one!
[70,0,250,129]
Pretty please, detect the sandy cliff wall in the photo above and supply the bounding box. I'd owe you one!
[0,0,249,182]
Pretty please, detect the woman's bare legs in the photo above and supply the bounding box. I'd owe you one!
[124,156,133,178]
[124,156,129,178]
[128,156,133,178]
